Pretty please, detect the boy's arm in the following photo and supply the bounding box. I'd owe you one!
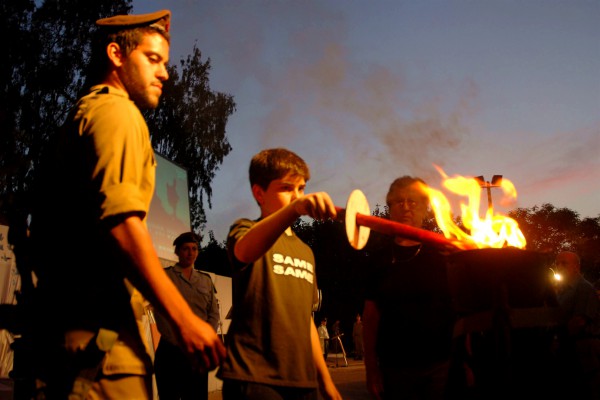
[110,214,226,371]
[234,192,337,264]
[311,320,342,400]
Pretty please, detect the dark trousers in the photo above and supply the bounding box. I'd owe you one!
[154,339,209,400]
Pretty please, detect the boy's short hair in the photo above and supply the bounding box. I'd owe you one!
[249,148,310,190]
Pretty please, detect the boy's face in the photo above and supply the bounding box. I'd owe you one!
[253,173,306,218]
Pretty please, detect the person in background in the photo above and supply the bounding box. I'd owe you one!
[331,320,342,356]
[318,318,330,360]
[362,176,454,400]
[29,10,225,399]
[154,232,220,400]
[352,313,364,361]
[554,251,600,399]
[217,148,341,400]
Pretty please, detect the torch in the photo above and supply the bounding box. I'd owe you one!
[336,189,476,252]
[334,189,560,397]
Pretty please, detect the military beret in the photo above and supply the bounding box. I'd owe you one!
[173,232,201,248]
[96,9,171,32]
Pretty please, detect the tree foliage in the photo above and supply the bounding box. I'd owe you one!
[198,231,231,277]
[0,0,235,233]
[0,1,131,210]
[510,204,600,280]
[146,45,235,229]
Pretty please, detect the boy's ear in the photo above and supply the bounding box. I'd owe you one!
[251,184,265,206]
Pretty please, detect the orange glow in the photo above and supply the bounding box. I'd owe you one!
[421,166,527,249]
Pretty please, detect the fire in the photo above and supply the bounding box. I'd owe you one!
[421,167,527,249]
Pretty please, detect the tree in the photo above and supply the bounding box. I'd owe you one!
[0,1,132,218]
[0,0,35,205]
[510,204,580,253]
[0,0,234,234]
[146,45,235,230]
[198,230,230,277]
[510,204,600,281]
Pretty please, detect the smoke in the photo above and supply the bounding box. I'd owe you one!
[516,124,600,200]
[136,0,600,239]
[256,36,478,207]
[162,0,480,209]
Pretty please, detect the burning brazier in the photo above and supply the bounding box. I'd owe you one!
[447,247,563,399]
[447,247,557,315]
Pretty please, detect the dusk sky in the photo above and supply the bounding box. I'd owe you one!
[133,0,600,243]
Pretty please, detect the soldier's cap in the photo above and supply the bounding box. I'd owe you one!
[96,9,171,33]
[173,232,201,249]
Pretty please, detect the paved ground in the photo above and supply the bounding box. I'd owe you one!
[321,356,370,400]
[208,354,370,400]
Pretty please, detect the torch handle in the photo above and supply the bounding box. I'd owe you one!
[335,189,477,251]
[344,209,475,250]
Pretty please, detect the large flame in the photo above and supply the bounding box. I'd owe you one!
[422,167,527,249]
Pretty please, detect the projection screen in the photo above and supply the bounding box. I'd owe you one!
[147,153,191,262]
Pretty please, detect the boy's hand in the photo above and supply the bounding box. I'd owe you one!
[293,192,338,220]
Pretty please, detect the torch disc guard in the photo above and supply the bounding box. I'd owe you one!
[345,189,371,250]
